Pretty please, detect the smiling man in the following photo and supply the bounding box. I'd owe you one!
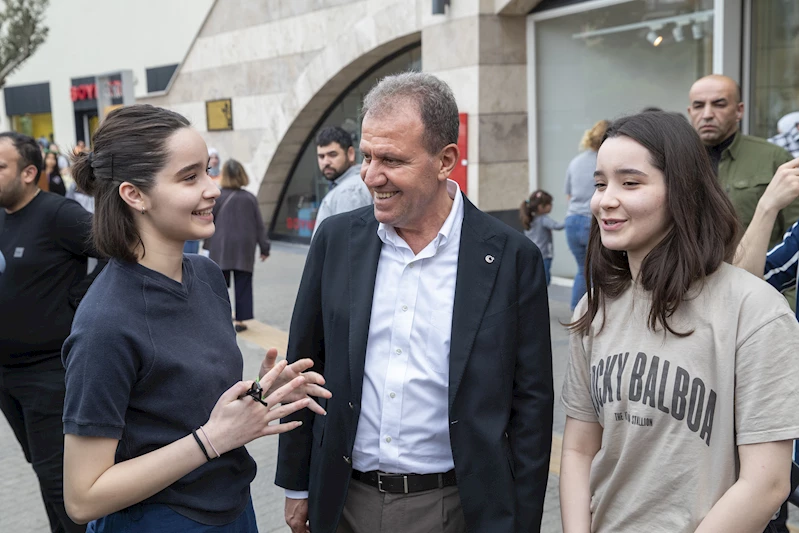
[276,72,554,533]
[688,75,798,247]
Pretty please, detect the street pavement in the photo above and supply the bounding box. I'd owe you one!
[1,241,792,531]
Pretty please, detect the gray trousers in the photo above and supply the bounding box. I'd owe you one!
[337,478,466,533]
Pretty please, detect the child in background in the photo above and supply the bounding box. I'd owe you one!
[520,190,564,285]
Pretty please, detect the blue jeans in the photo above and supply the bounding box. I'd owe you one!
[543,257,552,286]
[87,498,258,532]
[565,215,591,310]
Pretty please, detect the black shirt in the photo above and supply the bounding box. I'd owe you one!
[48,172,66,196]
[0,191,93,365]
[706,132,736,175]
[62,254,256,525]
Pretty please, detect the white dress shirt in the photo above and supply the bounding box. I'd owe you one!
[353,179,463,474]
[285,180,463,499]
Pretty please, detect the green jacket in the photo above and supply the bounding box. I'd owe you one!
[718,132,796,247]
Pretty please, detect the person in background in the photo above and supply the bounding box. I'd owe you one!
[520,189,563,286]
[66,181,94,214]
[687,75,799,248]
[207,159,270,333]
[311,126,372,237]
[44,151,67,196]
[735,156,799,310]
[0,132,96,533]
[208,147,221,184]
[49,144,70,171]
[564,119,609,310]
[769,112,799,158]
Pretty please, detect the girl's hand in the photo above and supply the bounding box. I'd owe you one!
[202,360,310,455]
[259,348,331,415]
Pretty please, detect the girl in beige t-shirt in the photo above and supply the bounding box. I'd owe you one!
[560,111,799,533]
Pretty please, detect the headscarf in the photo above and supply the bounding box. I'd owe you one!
[208,147,221,177]
[777,112,799,134]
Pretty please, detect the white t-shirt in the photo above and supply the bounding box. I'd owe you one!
[562,263,799,532]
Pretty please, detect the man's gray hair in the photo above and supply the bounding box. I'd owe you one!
[362,72,459,154]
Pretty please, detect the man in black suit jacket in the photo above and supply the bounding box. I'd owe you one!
[276,72,553,533]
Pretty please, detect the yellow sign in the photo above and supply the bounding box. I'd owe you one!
[206,99,233,131]
[104,104,123,117]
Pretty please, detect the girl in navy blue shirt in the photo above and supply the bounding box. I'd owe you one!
[61,105,329,532]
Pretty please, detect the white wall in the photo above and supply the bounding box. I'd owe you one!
[532,3,713,278]
[0,0,214,147]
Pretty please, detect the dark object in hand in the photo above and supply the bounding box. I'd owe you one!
[242,381,269,408]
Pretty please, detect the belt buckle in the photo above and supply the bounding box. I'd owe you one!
[377,472,409,494]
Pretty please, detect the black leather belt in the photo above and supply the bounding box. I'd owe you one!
[351,469,457,494]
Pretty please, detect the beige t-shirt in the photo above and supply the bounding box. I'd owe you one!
[562,263,799,533]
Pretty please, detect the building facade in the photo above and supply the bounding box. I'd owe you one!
[140,0,534,242]
[528,0,797,278]
[141,0,797,277]
[6,0,795,279]
[0,0,214,148]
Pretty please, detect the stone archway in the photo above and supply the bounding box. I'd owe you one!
[251,1,422,224]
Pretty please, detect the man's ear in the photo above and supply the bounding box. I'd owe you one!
[347,146,356,164]
[119,182,146,212]
[20,165,39,186]
[736,101,745,122]
[438,143,460,181]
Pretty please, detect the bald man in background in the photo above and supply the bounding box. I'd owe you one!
[689,73,799,533]
[688,74,799,248]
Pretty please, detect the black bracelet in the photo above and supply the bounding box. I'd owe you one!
[192,429,212,462]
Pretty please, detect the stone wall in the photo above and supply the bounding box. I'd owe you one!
[141,0,535,227]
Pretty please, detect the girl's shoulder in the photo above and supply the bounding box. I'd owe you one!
[687,263,793,335]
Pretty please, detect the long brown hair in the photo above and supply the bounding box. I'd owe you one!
[570,111,739,337]
[519,190,553,230]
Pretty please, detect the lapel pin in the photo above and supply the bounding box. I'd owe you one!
[485,255,495,264]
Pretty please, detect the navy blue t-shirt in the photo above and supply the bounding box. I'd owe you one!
[62,254,256,525]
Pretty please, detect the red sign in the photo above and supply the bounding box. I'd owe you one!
[70,84,97,102]
[450,112,468,194]
[286,217,315,232]
[70,80,123,102]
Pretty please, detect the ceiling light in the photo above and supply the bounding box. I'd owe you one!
[647,30,664,46]
[672,24,685,42]
[692,22,704,40]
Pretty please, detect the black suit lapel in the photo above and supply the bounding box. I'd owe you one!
[348,211,382,402]
[449,197,506,409]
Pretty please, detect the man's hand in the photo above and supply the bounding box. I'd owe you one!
[285,497,310,533]
[760,158,799,214]
[259,348,331,415]
[260,253,269,262]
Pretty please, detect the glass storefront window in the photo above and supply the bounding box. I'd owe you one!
[749,0,799,139]
[272,46,421,240]
[533,0,713,278]
[10,113,54,142]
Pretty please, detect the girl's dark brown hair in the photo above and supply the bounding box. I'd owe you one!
[570,111,740,337]
[71,104,190,262]
[519,189,553,231]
